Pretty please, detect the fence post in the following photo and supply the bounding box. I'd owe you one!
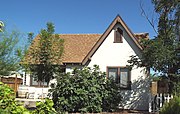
[15,74,17,96]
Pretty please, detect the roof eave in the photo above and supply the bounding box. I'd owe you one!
[82,15,143,65]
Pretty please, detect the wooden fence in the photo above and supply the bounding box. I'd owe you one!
[0,76,23,93]
[149,93,173,112]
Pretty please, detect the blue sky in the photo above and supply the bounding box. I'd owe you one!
[1,0,157,38]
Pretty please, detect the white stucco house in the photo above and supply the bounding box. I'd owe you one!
[23,15,150,111]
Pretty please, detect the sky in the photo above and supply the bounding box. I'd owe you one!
[0,0,157,39]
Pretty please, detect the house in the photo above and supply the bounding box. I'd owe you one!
[23,15,150,111]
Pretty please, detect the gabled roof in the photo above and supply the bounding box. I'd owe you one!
[82,15,144,65]
[24,34,101,64]
[24,15,148,65]
[61,34,101,63]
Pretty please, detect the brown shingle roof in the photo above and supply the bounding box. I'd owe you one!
[61,34,101,63]
[24,34,101,64]
[134,33,149,41]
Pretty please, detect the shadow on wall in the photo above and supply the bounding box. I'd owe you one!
[120,76,150,111]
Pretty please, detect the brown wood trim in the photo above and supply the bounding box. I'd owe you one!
[106,66,131,90]
[114,28,123,43]
[117,15,142,50]
[114,29,116,43]
[82,15,143,65]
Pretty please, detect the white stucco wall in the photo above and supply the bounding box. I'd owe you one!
[65,64,83,73]
[87,23,149,111]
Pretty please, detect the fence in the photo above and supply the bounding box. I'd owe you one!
[149,93,173,112]
[0,76,23,93]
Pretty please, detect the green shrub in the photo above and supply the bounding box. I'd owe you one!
[0,82,57,114]
[102,77,121,112]
[160,96,180,114]
[50,65,121,113]
[0,82,30,114]
[32,98,57,114]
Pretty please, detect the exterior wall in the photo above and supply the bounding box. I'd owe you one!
[24,74,31,86]
[65,64,83,73]
[87,23,149,111]
[23,73,57,86]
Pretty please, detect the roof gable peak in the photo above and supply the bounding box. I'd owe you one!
[82,14,143,65]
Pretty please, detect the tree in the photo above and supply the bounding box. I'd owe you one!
[128,0,180,93]
[160,96,180,114]
[29,22,64,86]
[0,28,22,76]
[50,65,121,113]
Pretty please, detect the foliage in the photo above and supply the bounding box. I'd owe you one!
[0,21,4,32]
[0,29,22,76]
[160,96,180,114]
[0,82,30,114]
[29,22,64,85]
[50,65,121,113]
[0,82,56,114]
[102,76,122,112]
[128,0,180,93]
[31,98,57,114]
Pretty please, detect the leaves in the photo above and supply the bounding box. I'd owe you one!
[0,82,30,114]
[160,96,180,114]
[50,65,121,113]
[0,82,57,114]
[32,98,57,114]
[128,0,180,93]
[0,30,22,75]
[29,22,64,85]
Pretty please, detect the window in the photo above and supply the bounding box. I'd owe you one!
[107,67,131,89]
[30,75,48,87]
[114,28,123,43]
[29,66,66,87]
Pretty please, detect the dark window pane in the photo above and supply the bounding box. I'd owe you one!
[32,76,38,86]
[108,68,119,83]
[31,75,48,86]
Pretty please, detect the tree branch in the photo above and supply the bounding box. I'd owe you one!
[140,0,158,35]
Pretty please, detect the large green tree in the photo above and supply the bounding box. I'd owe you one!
[29,22,64,86]
[0,28,22,76]
[128,0,180,93]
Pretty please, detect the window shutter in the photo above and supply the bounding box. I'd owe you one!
[114,28,123,43]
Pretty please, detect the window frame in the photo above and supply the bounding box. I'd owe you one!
[107,66,131,90]
[30,75,48,87]
[29,65,66,87]
[114,28,123,43]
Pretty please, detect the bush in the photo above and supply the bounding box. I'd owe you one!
[50,65,121,113]
[31,98,57,114]
[0,82,29,114]
[0,82,56,114]
[160,96,180,114]
[102,77,122,112]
